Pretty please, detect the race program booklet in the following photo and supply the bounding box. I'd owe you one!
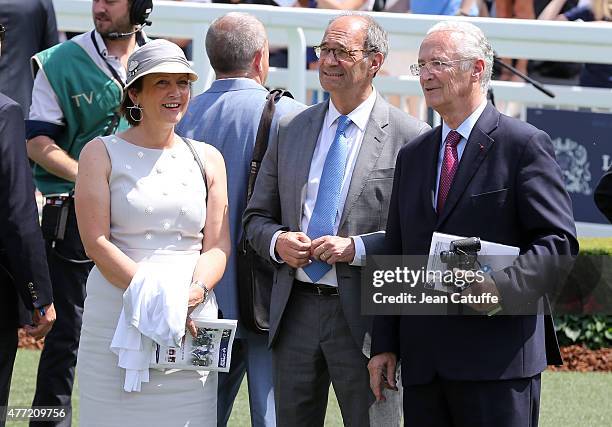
[150,319,237,372]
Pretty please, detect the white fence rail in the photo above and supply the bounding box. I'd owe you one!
[54,0,612,109]
[53,0,612,236]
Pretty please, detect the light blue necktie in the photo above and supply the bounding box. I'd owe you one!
[303,115,352,282]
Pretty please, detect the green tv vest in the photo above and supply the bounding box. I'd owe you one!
[32,37,129,195]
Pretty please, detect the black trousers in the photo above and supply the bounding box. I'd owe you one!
[30,205,92,427]
[402,374,542,427]
[0,327,18,427]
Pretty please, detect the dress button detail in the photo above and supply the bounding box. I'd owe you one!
[162,221,171,230]
[145,206,153,215]
[145,232,153,240]
[125,164,132,170]
[171,152,177,159]
[137,151,144,159]
[179,207,187,216]
[177,233,182,241]
[182,181,188,186]
[156,167,163,174]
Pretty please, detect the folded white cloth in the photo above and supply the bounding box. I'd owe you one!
[110,263,189,392]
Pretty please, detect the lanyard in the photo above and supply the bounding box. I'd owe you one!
[90,31,124,135]
[90,31,125,88]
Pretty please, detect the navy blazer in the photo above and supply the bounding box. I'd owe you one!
[0,93,52,327]
[594,168,612,223]
[371,103,579,385]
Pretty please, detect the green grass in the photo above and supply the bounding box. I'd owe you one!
[578,237,612,255]
[8,349,612,426]
[539,371,611,426]
[6,349,342,426]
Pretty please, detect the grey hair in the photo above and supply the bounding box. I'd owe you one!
[329,12,389,58]
[205,12,267,74]
[427,21,494,93]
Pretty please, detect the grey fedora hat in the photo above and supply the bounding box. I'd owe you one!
[125,39,198,89]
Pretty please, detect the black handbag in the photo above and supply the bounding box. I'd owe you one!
[237,89,293,334]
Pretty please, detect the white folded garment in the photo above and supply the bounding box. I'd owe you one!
[110,263,189,392]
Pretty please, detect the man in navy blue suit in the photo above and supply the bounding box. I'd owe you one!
[0,24,55,424]
[368,21,578,427]
[177,13,304,427]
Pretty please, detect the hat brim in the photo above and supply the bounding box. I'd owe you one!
[124,62,198,90]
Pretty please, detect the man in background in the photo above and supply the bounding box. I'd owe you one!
[0,0,58,116]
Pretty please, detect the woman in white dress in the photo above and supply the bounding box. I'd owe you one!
[74,39,230,426]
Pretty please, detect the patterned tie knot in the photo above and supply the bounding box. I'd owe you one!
[445,130,461,148]
[336,115,352,136]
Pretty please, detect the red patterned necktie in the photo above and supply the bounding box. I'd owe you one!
[437,130,462,214]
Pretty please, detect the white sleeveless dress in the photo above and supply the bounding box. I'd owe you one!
[77,135,217,426]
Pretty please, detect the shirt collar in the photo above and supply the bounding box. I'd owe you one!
[441,100,488,143]
[325,88,377,132]
[93,30,111,59]
[209,77,267,93]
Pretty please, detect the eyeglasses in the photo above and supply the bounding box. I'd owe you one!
[410,59,473,76]
[313,45,375,62]
[0,24,5,43]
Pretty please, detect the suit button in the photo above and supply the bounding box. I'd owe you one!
[27,282,34,289]
[289,270,295,276]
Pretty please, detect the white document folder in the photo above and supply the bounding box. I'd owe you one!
[427,232,519,293]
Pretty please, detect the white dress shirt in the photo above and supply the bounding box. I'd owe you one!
[270,89,377,286]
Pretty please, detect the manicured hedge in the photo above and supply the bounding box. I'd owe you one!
[554,238,612,349]
[578,237,612,255]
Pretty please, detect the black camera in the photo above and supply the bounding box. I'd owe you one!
[41,195,72,242]
[440,237,481,271]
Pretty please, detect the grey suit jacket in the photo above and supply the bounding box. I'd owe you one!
[243,94,430,348]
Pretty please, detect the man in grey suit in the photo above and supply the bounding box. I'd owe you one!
[176,13,304,427]
[243,13,429,427]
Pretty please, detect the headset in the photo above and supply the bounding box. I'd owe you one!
[129,0,153,26]
[108,0,153,40]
